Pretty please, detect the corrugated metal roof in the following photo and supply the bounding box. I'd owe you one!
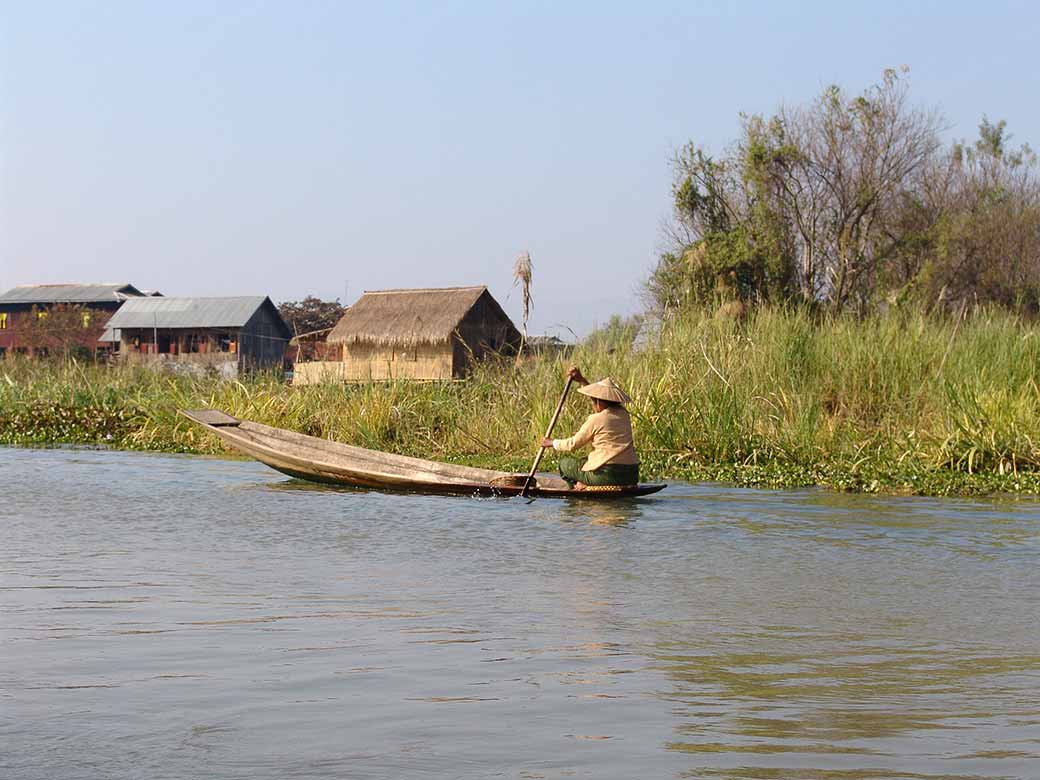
[0,283,144,304]
[98,328,120,343]
[104,296,275,330]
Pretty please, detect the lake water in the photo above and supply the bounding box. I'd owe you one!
[2,447,1039,779]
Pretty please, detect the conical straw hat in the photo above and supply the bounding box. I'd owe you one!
[577,377,632,404]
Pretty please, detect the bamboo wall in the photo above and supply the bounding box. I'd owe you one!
[293,342,453,384]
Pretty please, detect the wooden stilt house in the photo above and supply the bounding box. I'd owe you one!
[102,296,291,377]
[0,283,147,359]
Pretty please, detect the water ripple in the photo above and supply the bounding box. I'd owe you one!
[2,447,1039,780]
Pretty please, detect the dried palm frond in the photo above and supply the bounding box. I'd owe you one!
[513,251,533,361]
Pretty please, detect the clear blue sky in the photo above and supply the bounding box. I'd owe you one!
[2,1,1037,335]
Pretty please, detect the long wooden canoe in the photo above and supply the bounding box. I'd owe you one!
[180,409,666,499]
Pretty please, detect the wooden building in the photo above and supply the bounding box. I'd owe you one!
[102,296,290,377]
[294,286,520,383]
[0,283,147,359]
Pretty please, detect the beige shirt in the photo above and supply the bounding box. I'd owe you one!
[552,406,639,471]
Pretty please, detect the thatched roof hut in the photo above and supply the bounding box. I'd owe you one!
[327,286,512,345]
[304,286,518,382]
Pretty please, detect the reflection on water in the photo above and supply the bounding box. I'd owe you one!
[268,476,648,527]
[2,448,1039,780]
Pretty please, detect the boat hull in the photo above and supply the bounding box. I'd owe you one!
[180,409,666,499]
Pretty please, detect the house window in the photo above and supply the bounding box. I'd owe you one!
[0,312,7,329]
[81,311,92,328]
[36,309,48,320]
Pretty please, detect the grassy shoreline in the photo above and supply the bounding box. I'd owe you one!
[4,306,1040,497]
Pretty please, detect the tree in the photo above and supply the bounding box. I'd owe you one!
[19,304,98,359]
[584,313,644,352]
[920,119,1040,311]
[769,69,943,310]
[278,296,346,360]
[278,296,346,335]
[649,69,949,314]
[649,142,796,310]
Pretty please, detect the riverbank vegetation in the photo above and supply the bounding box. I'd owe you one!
[4,71,1040,496]
[4,303,1040,496]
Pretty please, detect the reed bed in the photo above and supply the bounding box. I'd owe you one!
[3,305,1040,496]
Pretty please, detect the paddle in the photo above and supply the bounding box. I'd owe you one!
[520,376,574,499]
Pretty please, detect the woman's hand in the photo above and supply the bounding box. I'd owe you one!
[567,366,588,386]
[540,437,554,449]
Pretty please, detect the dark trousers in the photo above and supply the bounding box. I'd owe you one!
[558,456,639,486]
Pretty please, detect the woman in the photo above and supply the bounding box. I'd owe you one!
[540,367,639,489]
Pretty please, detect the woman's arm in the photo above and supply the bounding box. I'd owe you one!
[550,416,596,452]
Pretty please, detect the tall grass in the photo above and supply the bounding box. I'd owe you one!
[3,305,1040,495]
